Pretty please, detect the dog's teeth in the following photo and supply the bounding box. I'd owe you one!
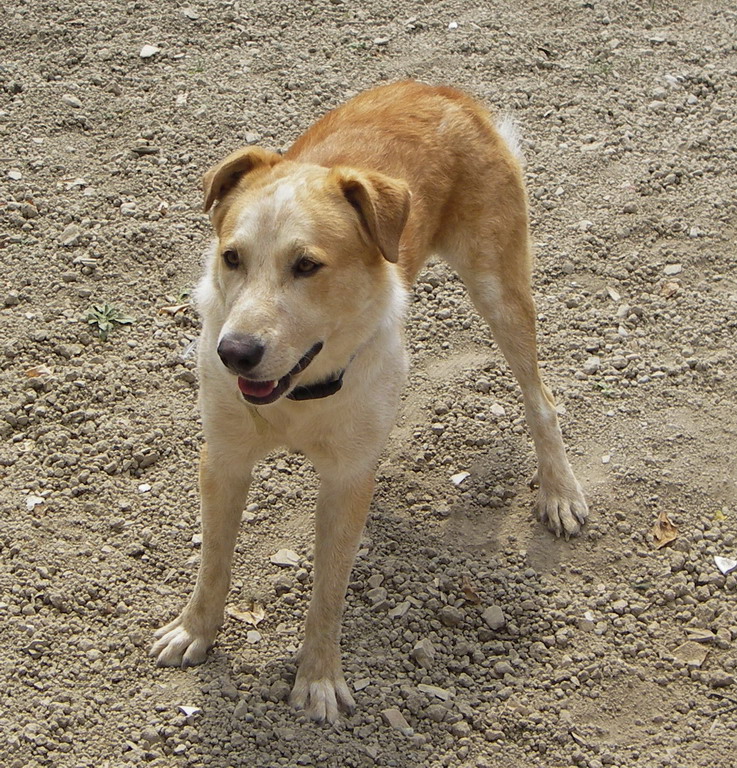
[272,380,279,387]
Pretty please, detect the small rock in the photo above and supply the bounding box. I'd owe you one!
[269,680,291,702]
[182,7,199,19]
[709,672,734,689]
[583,356,601,375]
[367,586,388,605]
[411,638,435,668]
[418,683,451,700]
[373,37,390,46]
[611,600,628,615]
[664,263,683,276]
[610,356,628,370]
[20,203,39,219]
[246,630,261,644]
[61,94,83,109]
[493,660,514,677]
[439,605,464,627]
[389,600,410,618]
[140,44,161,58]
[482,605,506,630]
[425,703,447,722]
[233,700,249,719]
[270,549,299,567]
[7,169,22,180]
[221,681,239,700]
[140,726,161,745]
[672,640,709,667]
[451,721,472,737]
[60,224,81,246]
[381,708,413,735]
[490,403,506,417]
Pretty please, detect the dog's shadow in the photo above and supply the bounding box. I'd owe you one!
[158,488,582,765]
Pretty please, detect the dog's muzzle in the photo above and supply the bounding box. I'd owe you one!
[235,341,323,405]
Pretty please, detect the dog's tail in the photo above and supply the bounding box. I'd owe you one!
[496,114,525,167]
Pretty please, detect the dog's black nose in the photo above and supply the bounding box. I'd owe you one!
[217,334,266,373]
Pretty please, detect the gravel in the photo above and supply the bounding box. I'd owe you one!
[2,1,736,767]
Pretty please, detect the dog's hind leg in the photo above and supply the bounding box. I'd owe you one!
[443,185,588,537]
[151,439,259,666]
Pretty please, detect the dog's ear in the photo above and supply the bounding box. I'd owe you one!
[203,146,282,212]
[333,169,410,263]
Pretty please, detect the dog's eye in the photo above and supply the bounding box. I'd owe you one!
[294,256,322,277]
[222,249,240,269]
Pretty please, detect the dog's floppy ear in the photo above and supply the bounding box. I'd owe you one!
[333,169,410,263]
[203,146,282,212]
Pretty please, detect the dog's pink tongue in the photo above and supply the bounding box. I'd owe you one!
[238,377,277,398]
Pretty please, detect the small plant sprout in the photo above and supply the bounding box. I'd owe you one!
[85,302,134,340]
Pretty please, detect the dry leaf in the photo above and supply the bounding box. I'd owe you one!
[652,511,679,549]
[461,575,481,604]
[226,602,265,627]
[159,303,191,316]
[25,365,54,378]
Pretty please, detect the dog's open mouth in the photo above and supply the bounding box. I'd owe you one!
[237,342,323,405]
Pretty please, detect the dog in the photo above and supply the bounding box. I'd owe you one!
[151,80,588,723]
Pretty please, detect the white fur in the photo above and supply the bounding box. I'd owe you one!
[497,114,524,165]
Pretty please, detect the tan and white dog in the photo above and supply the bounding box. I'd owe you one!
[151,81,588,722]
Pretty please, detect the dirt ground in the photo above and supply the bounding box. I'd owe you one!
[2,1,736,767]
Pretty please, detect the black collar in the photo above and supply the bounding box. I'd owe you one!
[286,369,345,401]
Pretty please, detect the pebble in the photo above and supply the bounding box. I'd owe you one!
[438,605,464,627]
[672,641,709,667]
[59,224,81,246]
[270,549,299,567]
[583,356,601,374]
[411,637,435,668]
[482,605,506,630]
[417,683,451,700]
[708,672,734,689]
[493,660,514,677]
[664,263,683,275]
[61,94,83,109]
[425,703,447,722]
[140,44,161,58]
[381,708,413,735]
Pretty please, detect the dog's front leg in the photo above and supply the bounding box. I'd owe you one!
[290,468,375,723]
[151,442,253,667]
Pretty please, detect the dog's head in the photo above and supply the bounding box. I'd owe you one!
[197,146,410,405]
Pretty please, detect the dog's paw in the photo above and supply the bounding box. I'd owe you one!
[150,614,216,668]
[289,649,355,723]
[536,476,589,539]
